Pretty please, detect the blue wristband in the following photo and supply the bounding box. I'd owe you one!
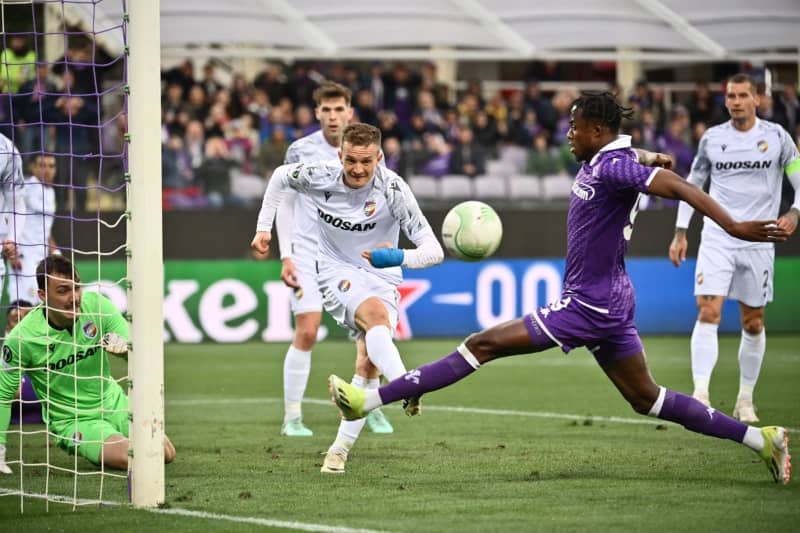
[370,248,404,268]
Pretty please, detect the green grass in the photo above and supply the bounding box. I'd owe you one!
[2,336,799,532]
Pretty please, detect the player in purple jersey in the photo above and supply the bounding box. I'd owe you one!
[329,92,793,484]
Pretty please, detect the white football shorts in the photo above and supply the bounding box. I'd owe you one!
[694,241,774,307]
[289,255,323,315]
[317,263,399,337]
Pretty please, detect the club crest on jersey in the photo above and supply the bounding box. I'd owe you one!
[82,321,98,339]
[364,199,377,217]
[72,431,83,445]
[696,272,704,285]
[2,345,11,365]
[338,280,351,293]
[571,181,595,201]
[757,140,768,153]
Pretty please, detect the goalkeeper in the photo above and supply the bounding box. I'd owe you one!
[0,255,176,473]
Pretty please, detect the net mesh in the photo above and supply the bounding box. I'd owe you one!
[0,0,129,510]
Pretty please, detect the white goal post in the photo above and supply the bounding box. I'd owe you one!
[127,0,165,508]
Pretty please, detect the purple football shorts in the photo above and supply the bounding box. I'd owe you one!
[523,296,643,364]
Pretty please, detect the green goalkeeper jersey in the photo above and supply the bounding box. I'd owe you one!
[0,291,129,445]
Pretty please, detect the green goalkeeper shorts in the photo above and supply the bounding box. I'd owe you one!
[50,391,129,465]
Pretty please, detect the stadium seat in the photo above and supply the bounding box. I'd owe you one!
[485,159,516,177]
[439,175,474,199]
[541,174,574,201]
[498,145,529,173]
[507,174,542,200]
[407,175,439,200]
[473,174,508,199]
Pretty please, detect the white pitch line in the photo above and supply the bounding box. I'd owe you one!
[0,488,393,533]
[167,396,800,433]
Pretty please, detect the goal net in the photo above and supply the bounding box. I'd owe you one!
[0,0,164,511]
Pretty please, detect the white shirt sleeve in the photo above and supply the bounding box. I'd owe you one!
[255,164,298,233]
[3,147,26,241]
[382,174,443,268]
[275,189,296,259]
[675,136,711,229]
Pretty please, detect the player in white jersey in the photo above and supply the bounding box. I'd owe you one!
[669,74,800,422]
[0,133,28,304]
[6,154,58,303]
[252,123,444,472]
[274,81,396,437]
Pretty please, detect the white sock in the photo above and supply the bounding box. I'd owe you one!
[330,375,368,454]
[737,329,765,401]
[364,389,383,412]
[283,345,311,422]
[691,321,719,395]
[364,325,407,380]
[742,426,764,452]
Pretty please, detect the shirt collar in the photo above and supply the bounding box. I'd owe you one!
[589,135,632,166]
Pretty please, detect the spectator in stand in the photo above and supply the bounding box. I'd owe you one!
[195,137,236,207]
[526,130,563,177]
[641,108,659,148]
[294,105,319,138]
[417,90,445,131]
[163,82,190,135]
[449,125,486,178]
[13,62,57,155]
[225,114,259,175]
[256,126,289,177]
[200,62,221,101]
[365,61,385,111]
[377,110,404,142]
[689,82,724,127]
[204,102,229,139]
[521,108,544,143]
[523,80,556,132]
[457,93,481,126]
[472,110,499,158]
[287,63,317,109]
[164,59,195,96]
[0,36,36,94]
[353,89,378,126]
[419,133,452,178]
[773,82,799,135]
[229,74,252,119]
[52,70,98,210]
[162,133,194,189]
[254,63,288,106]
[384,64,418,128]
[691,121,707,152]
[656,107,694,178]
[628,79,652,114]
[382,136,406,175]
[184,120,206,171]
[186,84,209,122]
[551,88,577,145]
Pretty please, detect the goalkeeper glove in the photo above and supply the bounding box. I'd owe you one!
[101,333,128,355]
[0,444,12,474]
[369,248,404,268]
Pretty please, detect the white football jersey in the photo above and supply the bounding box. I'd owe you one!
[282,130,339,261]
[259,161,435,286]
[0,133,26,241]
[688,118,799,249]
[13,176,56,260]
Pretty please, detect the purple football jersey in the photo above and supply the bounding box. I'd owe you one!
[562,137,657,317]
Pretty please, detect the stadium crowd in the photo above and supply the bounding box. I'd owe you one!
[157,60,800,209]
[1,33,798,210]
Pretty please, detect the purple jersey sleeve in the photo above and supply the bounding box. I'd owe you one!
[598,150,655,193]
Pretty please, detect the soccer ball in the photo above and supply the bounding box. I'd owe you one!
[441,201,503,261]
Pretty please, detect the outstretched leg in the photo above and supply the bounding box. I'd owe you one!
[601,351,790,484]
[330,316,547,418]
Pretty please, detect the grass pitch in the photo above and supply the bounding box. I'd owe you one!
[2,335,799,532]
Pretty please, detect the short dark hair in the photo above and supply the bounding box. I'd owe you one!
[728,73,757,95]
[6,300,33,318]
[570,91,634,133]
[313,81,352,106]
[342,122,382,148]
[36,255,80,291]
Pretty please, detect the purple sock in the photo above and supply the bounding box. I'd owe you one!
[378,350,477,405]
[658,389,747,443]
